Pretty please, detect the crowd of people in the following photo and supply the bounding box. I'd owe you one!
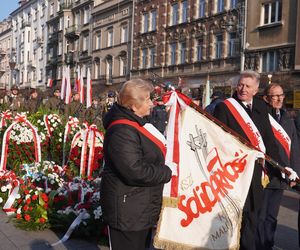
[0,85,119,130]
[0,70,299,249]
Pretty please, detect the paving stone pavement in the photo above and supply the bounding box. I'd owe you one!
[0,211,109,250]
[0,190,298,250]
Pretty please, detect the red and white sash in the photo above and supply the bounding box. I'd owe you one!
[108,119,167,157]
[224,98,266,153]
[268,114,291,159]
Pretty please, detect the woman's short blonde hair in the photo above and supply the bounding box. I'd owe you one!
[118,78,154,109]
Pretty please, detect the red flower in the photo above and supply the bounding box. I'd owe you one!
[41,193,48,202]
[39,217,46,224]
[29,206,33,211]
[24,189,29,195]
[23,205,28,211]
[44,203,48,209]
[24,214,31,221]
[16,214,22,219]
[32,195,38,201]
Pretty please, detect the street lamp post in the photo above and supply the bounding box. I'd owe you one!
[268,74,272,84]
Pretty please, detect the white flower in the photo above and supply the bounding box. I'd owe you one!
[40,122,44,126]
[16,194,21,199]
[1,186,7,192]
[0,197,3,204]
[16,207,21,214]
[59,138,62,142]
[93,206,102,219]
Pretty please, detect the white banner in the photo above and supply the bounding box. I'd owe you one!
[154,106,264,250]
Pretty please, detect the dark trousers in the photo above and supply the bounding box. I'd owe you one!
[240,166,264,250]
[108,227,152,250]
[257,188,283,250]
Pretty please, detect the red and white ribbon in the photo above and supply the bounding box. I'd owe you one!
[162,91,191,197]
[269,114,291,159]
[0,114,42,170]
[0,111,12,129]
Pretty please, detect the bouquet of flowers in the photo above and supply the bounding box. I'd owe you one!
[68,126,104,178]
[49,177,107,241]
[14,182,50,231]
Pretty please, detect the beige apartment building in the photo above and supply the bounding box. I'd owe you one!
[245,0,300,108]
[91,0,133,92]
[131,0,243,99]
[0,19,12,90]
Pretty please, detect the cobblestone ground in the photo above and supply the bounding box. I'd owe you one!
[0,190,297,250]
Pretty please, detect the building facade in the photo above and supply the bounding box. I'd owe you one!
[245,0,300,108]
[10,0,48,89]
[131,0,242,98]
[92,0,133,92]
[0,19,12,89]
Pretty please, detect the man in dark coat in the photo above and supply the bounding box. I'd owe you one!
[26,89,42,113]
[149,97,168,135]
[45,88,64,113]
[84,97,103,129]
[64,92,85,121]
[258,83,300,250]
[204,90,224,115]
[213,70,286,250]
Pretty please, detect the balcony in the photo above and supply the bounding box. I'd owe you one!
[37,37,44,45]
[21,21,31,29]
[48,33,58,44]
[65,25,80,40]
[65,52,76,65]
[59,2,73,11]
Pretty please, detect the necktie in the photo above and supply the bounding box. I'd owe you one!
[246,103,252,115]
[276,112,280,122]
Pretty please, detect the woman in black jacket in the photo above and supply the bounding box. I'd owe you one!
[100,79,173,250]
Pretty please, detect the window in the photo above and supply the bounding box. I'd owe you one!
[230,0,238,9]
[180,42,186,64]
[263,1,282,25]
[196,38,203,61]
[39,69,43,81]
[34,8,37,20]
[119,58,126,76]
[57,0,61,12]
[107,28,113,47]
[142,48,147,68]
[150,10,157,31]
[172,3,179,25]
[96,33,101,50]
[199,0,206,18]
[84,7,90,24]
[143,12,149,33]
[83,35,89,51]
[217,0,225,13]
[58,41,62,55]
[150,47,155,67]
[21,51,24,63]
[182,1,188,23]
[50,3,54,16]
[75,12,80,26]
[262,51,278,72]
[228,32,239,57]
[39,46,43,60]
[215,34,223,58]
[27,30,30,43]
[121,25,128,43]
[170,43,177,65]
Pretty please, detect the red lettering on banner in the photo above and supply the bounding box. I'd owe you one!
[178,152,247,227]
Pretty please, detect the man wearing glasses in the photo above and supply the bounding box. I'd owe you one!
[258,83,300,250]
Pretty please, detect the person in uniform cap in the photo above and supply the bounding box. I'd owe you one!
[26,89,42,113]
[4,85,24,113]
[65,91,85,121]
[102,91,116,120]
[45,87,65,113]
[204,90,225,115]
[84,96,103,129]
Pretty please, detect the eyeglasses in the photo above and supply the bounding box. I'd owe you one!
[268,94,285,100]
